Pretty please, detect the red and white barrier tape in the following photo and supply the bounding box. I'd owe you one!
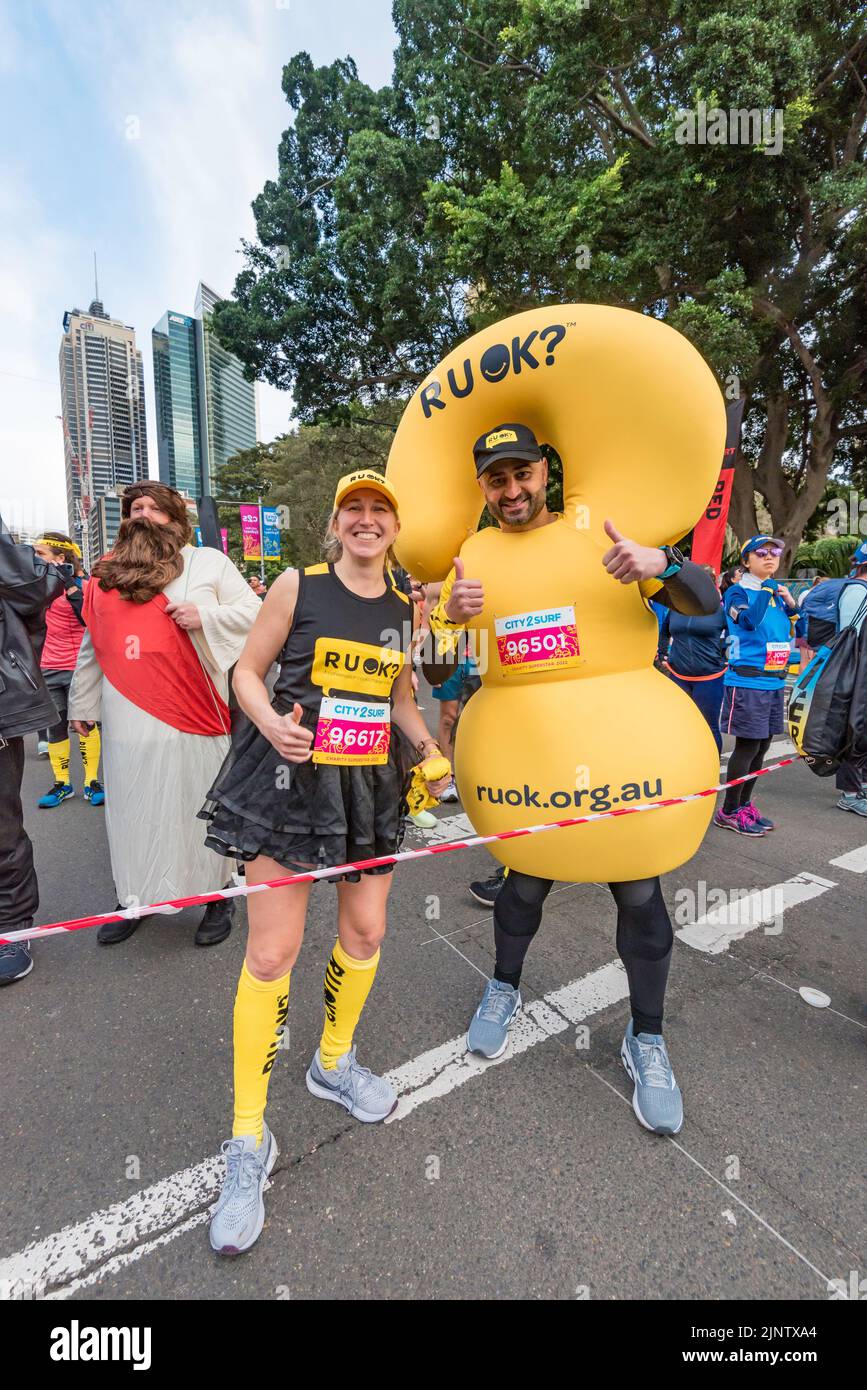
[1,758,797,945]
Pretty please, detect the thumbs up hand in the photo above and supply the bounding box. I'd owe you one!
[444,555,485,622]
[266,700,314,762]
[602,519,671,585]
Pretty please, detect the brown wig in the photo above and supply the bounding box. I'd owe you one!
[92,483,193,603]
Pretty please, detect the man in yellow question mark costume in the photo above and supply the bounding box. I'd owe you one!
[428,424,720,1136]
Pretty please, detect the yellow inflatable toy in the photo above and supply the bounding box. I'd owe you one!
[387,304,726,882]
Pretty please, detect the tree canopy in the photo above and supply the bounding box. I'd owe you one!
[213,0,867,561]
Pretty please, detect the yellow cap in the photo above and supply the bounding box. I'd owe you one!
[333,469,399,513]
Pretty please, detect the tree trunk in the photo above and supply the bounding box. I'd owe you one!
[729,451,759,551]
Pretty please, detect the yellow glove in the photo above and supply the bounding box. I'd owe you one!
[406,754,452,816]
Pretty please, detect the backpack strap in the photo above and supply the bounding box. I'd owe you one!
[839,581,867,632]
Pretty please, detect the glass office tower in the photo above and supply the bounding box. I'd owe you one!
[152,286,257,499]
[152,311,203,495]
[194,281,258,492]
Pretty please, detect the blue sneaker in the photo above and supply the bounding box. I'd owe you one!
[209,1123,278,1255]
[620,1020,683,1136]
[0,940,33,985]
[38,782,74,809]
[466,978,521,1059]
[84,780,105,806]
[306,1046,397,1122]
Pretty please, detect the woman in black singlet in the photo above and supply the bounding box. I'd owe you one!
[202,471,450,1257]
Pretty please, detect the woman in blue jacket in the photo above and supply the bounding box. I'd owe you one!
[715,536,799,836]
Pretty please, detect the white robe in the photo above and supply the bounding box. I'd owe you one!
[69,546,261,908]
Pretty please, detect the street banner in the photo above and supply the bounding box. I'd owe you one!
[691,398,745,574]
[262,505,281,560]
[239,504,262,560]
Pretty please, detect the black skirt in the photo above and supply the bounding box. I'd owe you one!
[198,701,413,881]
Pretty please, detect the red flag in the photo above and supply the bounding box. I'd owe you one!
[691,399,744,575]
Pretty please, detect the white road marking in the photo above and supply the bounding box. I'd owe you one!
[386,961,629,1123]
[675,872,836,954]
[829,842,867,873]
[0,961,628,1300]
[421,811,475,842]
[0,1156,222,1300]
[46,1213,211,1301]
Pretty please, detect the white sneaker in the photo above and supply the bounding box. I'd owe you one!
[440,779,459,802]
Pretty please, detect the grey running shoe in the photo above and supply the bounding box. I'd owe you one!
[620,1020,683,1136]
[208,1123,277,1256]
[837,793,867,817]
[466,978,521,1059]
[306,1046,397,1122]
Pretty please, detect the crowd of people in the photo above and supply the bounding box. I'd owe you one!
[1,446,865,1257]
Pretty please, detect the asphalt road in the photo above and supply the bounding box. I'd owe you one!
[1,723,864,1302]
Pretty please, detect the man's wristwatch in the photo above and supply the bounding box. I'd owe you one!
[658,544,685,580]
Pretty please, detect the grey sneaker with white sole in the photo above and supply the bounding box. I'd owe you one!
[208,1123,278,1255]
[306,1045,397,1122]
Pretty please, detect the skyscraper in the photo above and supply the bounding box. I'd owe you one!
[152,310,203,496]
[59,298,148,560]
[152,284,257,498]
[194,281,258,491]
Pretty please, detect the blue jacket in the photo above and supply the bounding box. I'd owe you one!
[658,604,727,678]
[799,578,849,624]
[724,580,798,689]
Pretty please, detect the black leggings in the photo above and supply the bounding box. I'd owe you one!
[722,736,771,814]
[493,871,673,1035]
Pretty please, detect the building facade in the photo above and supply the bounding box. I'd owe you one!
[194,281,258,491]
[86,489,123,564]
[152,311,202,496]
[152,284,257,499]
[59,299,148,563]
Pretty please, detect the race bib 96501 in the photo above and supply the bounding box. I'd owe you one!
[495,604,580,675]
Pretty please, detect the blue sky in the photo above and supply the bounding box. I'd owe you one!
[0,0,398,535]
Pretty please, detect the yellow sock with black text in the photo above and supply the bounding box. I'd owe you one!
[79,727,101,785]
[232,962,291,1145]
[48,738,71,785]
[319,941,380,1069]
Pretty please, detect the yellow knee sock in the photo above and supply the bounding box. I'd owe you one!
[232,962,291,1143]
[79,727,101,785]
[48,738,71,784]
[319,940,380,1069]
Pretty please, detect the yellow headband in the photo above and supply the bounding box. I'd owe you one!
[35,537,82,559]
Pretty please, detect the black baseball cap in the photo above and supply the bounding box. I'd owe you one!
[472,423,542,477]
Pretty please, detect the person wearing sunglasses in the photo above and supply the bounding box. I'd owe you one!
[715,536,798,834]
